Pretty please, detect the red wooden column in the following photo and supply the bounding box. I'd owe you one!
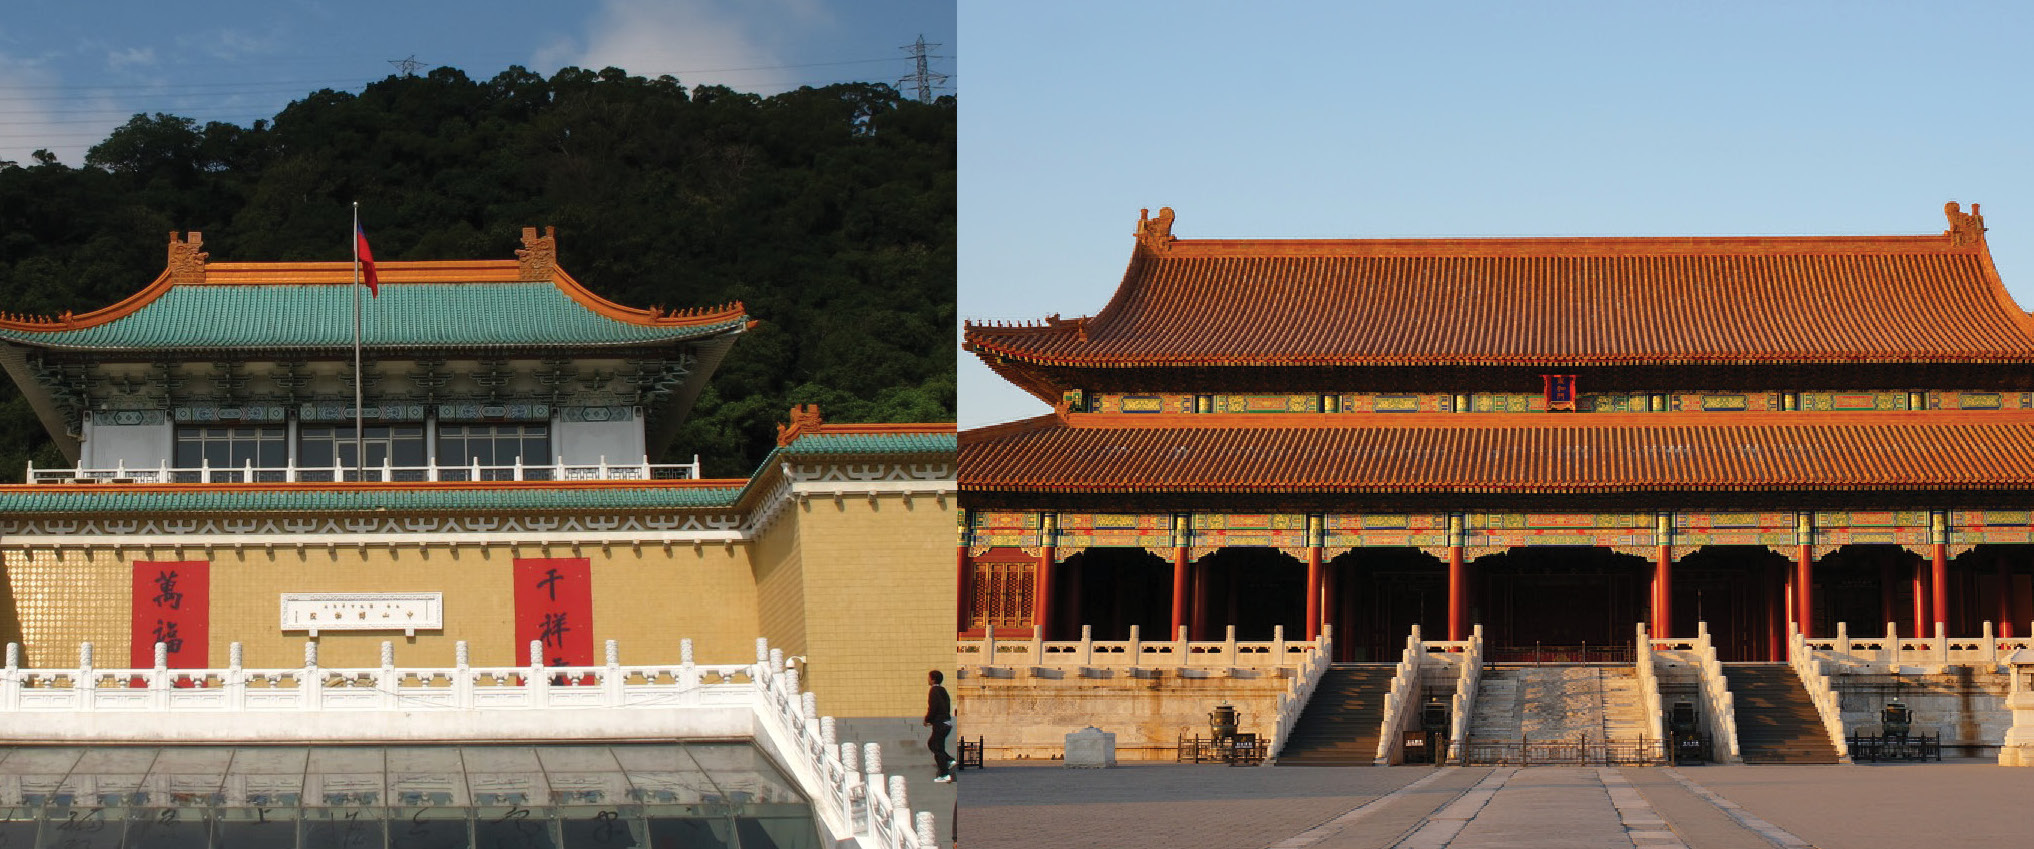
[1191,557,1210,641]
[1170,514,1190,636]
[1997,554,2014,639]
[1654,547,1673,639]
[1653,512,1673,638]
[1793,513,1815,639]
[1322,555,1340,648]
[1305,515,1325,640]
[1447,514,1467,642]
[1912,558,1929,638]
[1768,561,1787,661]
[1033,513,1057,640]
[1931,511,1949,637]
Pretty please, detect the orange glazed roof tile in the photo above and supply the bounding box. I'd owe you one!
[964,205,2034,374]
[959,411,2034,494]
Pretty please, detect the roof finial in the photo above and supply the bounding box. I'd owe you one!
[166,231,207,284]
[1135,206,1176,252]
[775,403,826,446]
[1945,201,1986,246]
[516,226,558,281]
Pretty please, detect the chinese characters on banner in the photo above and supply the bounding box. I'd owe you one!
[131,561,209,668]
[513,557,594,669]
[1543,374,1579,412]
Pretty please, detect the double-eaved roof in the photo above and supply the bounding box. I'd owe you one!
[961,205,2034,506]
[965,203,2034,401]
[0,229,750,353]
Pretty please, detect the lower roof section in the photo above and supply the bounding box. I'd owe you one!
[0,424,956,516]
[960,411,2034,497]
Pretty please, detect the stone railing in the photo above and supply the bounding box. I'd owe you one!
[1372,625,1480,764]
[1634,623,1665,744]
[27,454,702,485]
[1443,625,1484,764]
[1648,622,1740,764]
[1786,626,1853,763]
[957,624,1319,675]
[0,638,936,849]
[1265,624,1334,762]
[1799,621,2032,671]
[1374,625,1427,764]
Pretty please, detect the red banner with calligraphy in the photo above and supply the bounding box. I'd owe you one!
[514,557,594,668]
[131,561,209,668]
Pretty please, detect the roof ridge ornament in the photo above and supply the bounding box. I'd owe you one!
[1135,207,1176,253]
[517,226,558,281]
[167,231,207,284]
[1945,201,1986,246]
[776,403,826,446]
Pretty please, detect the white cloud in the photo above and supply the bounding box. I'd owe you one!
[0,56,95,166]
[106,47,155,70]
[537,0,835,93]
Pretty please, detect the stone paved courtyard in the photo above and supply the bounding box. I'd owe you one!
[957,759,2034,848]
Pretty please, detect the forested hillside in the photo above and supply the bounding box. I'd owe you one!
[0,66,955,479]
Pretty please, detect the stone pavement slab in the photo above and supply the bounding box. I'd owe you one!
[1620,769,1769,849]
[957,763,1432,849]
[958,760,2034,849]
[1674,761,2034,849]
[1296,767,1493,849]
[1442,768,1629,849]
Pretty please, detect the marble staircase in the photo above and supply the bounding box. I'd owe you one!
[1469,665,1653,743]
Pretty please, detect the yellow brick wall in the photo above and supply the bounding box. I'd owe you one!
[790,491,956,719]
[1,548,129,667]
[1,543,761,669]
[751,512,809,662]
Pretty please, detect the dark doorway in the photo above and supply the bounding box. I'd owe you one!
[1673,546,1791,661]
[1051,548,1172,641]
[1192,548,1306,643]
[1324,547,1445,662]
[1475,547,1647,657]
[1812,545,1924,641]
[1953,545,2033,638]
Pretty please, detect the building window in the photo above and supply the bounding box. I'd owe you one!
[173,426,286,471]
[298,425,426,476]
[438,424,551,477]
[969,560,1035,633]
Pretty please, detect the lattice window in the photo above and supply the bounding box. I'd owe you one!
[971,561,1034,632]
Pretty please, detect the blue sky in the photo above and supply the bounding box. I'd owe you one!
[960,2,2034,427]
[0,0,953,164]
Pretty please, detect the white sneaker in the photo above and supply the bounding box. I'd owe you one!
[932,774,954,783]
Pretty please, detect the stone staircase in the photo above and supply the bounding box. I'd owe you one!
[1723,663,1840,764]
[1276,664,1399,766]
[1469,665,1653,743]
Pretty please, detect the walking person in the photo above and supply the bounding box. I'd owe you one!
[926,669,955,782]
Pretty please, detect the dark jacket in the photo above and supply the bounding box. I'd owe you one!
[926,684,952,724]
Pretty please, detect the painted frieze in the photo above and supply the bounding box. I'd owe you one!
[1189,513,1305,549]
[1054,513,1173,549]
[969,511,1041,551]
[1321,513,1447,548]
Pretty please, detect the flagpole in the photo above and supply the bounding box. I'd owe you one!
[352,202,365,481]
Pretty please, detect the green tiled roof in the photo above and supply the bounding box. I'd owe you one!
[0,484,747,514]
[0,283,745,350]
[780,432,958,455]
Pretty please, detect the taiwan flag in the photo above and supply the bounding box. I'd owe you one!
[355,222,380,297]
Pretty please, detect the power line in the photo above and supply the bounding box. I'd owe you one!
[389,55,427,77]
[897,35,949,104]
